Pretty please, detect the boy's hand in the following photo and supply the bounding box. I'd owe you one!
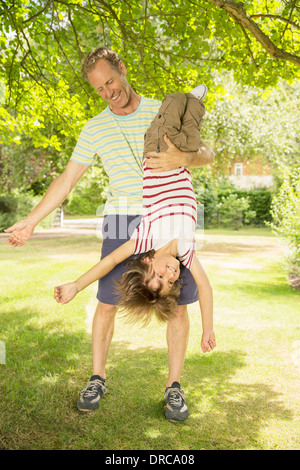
[146,135,188,172]
[201,331,216,353]
[54,282,78,304]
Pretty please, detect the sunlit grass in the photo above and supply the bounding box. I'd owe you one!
[0,230,299,450]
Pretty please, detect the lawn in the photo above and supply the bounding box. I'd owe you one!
[0,228,299,450]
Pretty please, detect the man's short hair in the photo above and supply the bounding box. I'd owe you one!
[81,47,121,80]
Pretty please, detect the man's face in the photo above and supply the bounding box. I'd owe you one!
[87,59,132,113]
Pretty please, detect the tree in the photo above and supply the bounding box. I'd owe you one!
[201,73,300,174]
[209,0,300,67]
[0,0,299,154]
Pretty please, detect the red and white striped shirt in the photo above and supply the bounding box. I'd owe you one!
[131,163,197,269]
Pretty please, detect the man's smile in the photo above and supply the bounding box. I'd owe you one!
[111,91,121,101]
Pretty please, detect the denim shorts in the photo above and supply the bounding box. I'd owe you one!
[97,215,198,306]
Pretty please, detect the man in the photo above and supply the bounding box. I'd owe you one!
[5,47,214,422]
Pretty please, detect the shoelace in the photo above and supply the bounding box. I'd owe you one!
[167,389,184,407]
[83,380,104,398]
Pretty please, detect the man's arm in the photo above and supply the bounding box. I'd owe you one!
[5,160,89,247]
[146,135,215,173]
[185,138,215,168]
[190,255,216,353]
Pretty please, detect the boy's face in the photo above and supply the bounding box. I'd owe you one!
[144,254,180,295]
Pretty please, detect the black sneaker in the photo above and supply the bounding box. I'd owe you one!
[77,375,107,411]
[164,381,189,422]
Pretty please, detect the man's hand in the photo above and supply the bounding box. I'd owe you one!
[146,135,188,173]
[146,134,214,173]
[4,220,35,247]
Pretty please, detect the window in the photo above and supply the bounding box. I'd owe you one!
[234,163,243,176]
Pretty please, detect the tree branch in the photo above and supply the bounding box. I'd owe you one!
[209,0,300,66]
[250,14,300,31]
[281,0,298,38]
[67,7,84,60]
[21,0,52,24]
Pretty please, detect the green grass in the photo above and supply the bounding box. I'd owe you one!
[0,229,299,450]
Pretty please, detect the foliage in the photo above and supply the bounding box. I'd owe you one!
[192,170,272,228]
[236,188,273,224]
[268,168,300,285]
[0,141,62,194]
[0,0,299,152]
[192,170,218,227]
[216,193,256,230]
[0,1,299,235]
[217,186,273,225]
[0,192,52,231]
[65,165,109,216]
[0,194,18,232]
[202,74,300,173]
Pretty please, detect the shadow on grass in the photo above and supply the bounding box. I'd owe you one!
[0,308,294,450]
[106,342,293,450]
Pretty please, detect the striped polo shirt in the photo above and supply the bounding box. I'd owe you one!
[131,163,197,269]
[70,96,161,215]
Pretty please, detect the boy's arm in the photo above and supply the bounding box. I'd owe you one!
[190,254,216,353]
[146,135,215,173]
[76,239,135,291]
[54,239,135,304]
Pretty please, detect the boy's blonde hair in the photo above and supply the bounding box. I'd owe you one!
[116,250,181,326]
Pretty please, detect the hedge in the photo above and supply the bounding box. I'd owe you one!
[193,178,273,228]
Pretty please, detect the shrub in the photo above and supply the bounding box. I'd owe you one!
[216,193,256,230]
[235,188,273,224]
[0,195,18,231]
[268,169,300,289]
[192,173,218,228]
[217,185,273,225]
[0,193,51,232]
[65,167,108,216]
[192,175,270,229]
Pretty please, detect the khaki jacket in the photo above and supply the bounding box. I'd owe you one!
[144,92,205,156]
